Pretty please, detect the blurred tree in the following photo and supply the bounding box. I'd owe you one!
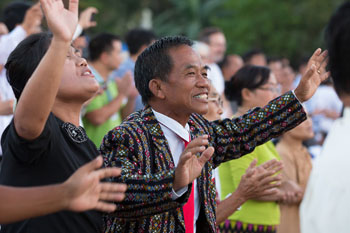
[152,0,225,38]
[210,0,343,66]
[0,0,344,66]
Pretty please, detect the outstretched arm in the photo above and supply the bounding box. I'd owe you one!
[0,156,127,224]
[14,0,79,140]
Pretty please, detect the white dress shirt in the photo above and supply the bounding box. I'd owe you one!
[152,109,200,232]
[300,107,350,233]
[208,63,225,95]
[0,26,27,65]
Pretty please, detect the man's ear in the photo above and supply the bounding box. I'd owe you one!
[149,79,166,99]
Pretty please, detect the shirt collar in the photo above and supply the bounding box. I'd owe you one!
[152,109,190,142]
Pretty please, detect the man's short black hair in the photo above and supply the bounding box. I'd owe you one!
[134,35,193,104]
[88,33,121,61]
[242,49,265,64]
[325,1,350,97]
[2,1,32,32]
[125,28,156,55]
[5,32,52,100]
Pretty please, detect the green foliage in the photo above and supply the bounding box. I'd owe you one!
[0,0,344,65]
[210,0,343,65]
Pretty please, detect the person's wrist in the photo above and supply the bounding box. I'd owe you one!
[56,182,72,210]
[293,88,305,103]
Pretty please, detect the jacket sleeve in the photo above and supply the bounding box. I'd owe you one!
[100,124,189,219]
[209,91,306,168]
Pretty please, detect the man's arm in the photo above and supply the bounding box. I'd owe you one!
[84,72,133,126]
[0,156,127,224]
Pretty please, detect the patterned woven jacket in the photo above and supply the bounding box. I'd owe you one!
[101,91,306,233]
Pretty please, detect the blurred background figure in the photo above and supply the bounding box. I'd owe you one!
[198,27,226,95]
[113,28,156,112]
[203,83,283,228]
[242,49,267,66]
[304,78,342,150]
[72,7,99,58]
[0,1,43,160]
[83,33,136,147]
[218,54,244,117]
[300,3,350,232]
[219,65,284,233]
[276,117,314,233]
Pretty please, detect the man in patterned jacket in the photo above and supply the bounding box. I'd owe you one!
[101,36,328,233]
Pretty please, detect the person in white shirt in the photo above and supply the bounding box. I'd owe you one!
[300,2,350,233]
[198,27,226,95]
[0,2,43,157]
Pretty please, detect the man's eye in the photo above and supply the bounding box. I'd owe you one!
[187,72,195,75]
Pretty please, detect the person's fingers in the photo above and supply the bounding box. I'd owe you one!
[245,159,257,177]
[185,135,209,151]
[39,0,51,13]
[320,71,331,83]
[69,0,79,15]
[96,167,123,180]
[77,156,103,174]
[308,48,322,66]
[100,182,127,193]
[197,146,214,166]
[260,187,279,196]
[99,192,126,202]
[316,50,328,65]
[303,64,317,82]
[94,201,117,213]
[177,152,192,167]
[259,173,282,186]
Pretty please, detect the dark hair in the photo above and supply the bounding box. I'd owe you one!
[135,35,193,104]
[225,65,271,106]
[2,1,31,32]
[198,27,223,44]
[242,49,265,64]
[325,1,350,97]
[88,33,120,61]
[5,32,52,100]
[125,28,156,55]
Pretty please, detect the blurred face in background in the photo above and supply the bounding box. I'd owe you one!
[285,116,314,141]
[222,55,244,81]
[248,54,267,66]
[242,73,280,109]
[204,85,223,121]
[208,32,226,63]
[105,40,122,71]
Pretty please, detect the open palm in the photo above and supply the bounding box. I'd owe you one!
[40,0,79,42]
[295,48,330,102]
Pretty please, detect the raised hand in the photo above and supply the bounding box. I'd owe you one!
[116,71,134,97]
[40,0,79,42]
[63,156,127,213]
[21,2,43,35]
[173,135,214,191]
[294,48,330,102]
[78,7,98,29]
[236,159,283,201]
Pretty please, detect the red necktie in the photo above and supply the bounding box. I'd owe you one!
[182,135,194,233]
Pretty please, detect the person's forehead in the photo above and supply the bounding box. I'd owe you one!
[169,45,204,69]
